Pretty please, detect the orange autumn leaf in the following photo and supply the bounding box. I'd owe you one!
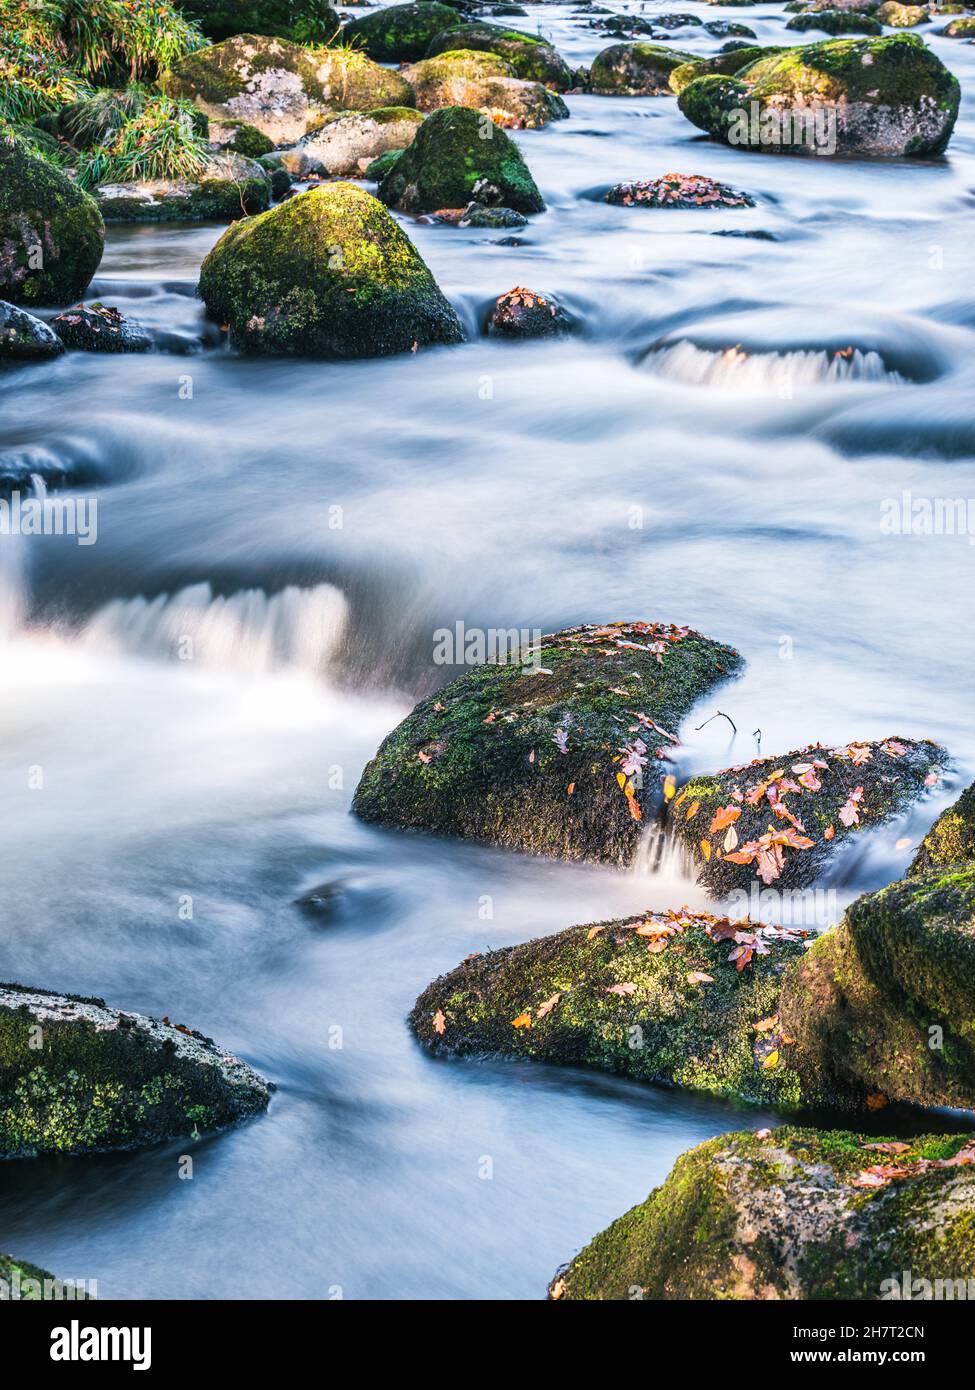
[512,1012,532,1029]
[700,839,712,862]
[685,799,701,821]
[866,1091,888,1111]
[824,825,835,841]
[709,804,741,834]
[567,782,575,796]
[587,925,604,940]
[433,1009,446,1036]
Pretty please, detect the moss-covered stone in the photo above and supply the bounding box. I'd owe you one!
[425,23,573,90]
[364,147,406,182]
[0,300,64,360]
[0,1251,93,1300]
[551,1125,975,1300]
[780,867,975,1111]
[402,50,568,128]
[589,42,696,95]
[343,2,462,61]
[93,150,270,222]
[669,47,774,94]
[177,0,341,43]
[875,1,929,24]
[944,14,975,33]
[353,621,742,859]
[379,104,544,212]
[280,107,423,176]
[411,909,807,1105]
[160,34,415,144]
[787,10,884,34]
[0,982,271,1157]
[0,136,104,307]
[198,181,465,356]
[679,34,960,156]
[910,779,975,875]
[209,118,275,157]
[50,302,152,352]
[704,19,757,37]
[670,737,946,897]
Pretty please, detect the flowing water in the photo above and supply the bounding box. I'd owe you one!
[1,1,974,1299]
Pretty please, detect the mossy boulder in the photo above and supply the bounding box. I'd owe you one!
[670,737,946,897]
[279,107,424,176]
[678,35,960,157]
[589,42,696,95]
[160,34,415,145]
[669,47,772,94]
[411,909,808,1105]
[944,14,975,33]
[0,137,104,307]
[93,151,270,223]
[342,2,463,60]
[780,868,975,1112]
[353,621,742,860]
[209,118,276,157]
[550,1125,975,1300]
[198,181,465,356]
[0,1252,93,1300]
[787,9,884,33]
[0,982,271,1158]
[910,779,975,875]
[0,300,64,361]
[379,105,544,213]
[487,286,571,338]
[606,173,754,207]
[425,23,574,90]
[875,1,929,23]
[177,0,341,42]
[402,51,568,128]
[364,148,406,182]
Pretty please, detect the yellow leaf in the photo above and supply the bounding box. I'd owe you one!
[700,839,712,862]
[512,1012,532,1030]
[687,971,714,985]
[663,775,676,802]
[616,771,626,789]
[762,1049,780,1070]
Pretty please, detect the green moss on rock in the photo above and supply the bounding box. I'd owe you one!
[944,15,975,35]
[551,1125,975,1300]
[787,10,884,34]
[402,51,568,128]
[875,1,929,24]
[178,0,341,44]
[669,47,773,94]
[93,150,270,222]
[910,779,975,875]
[589,42,696,95]
[0,135,104,306]
[353,620,742,858]
[425,23,573,91]
[0,1251,93,1300]
[210,118,275,157]
[198,180,465,355]
[342,2,463,61]
[279,107,423,176]
[0,982,271,1157]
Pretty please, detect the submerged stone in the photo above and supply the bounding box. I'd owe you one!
[550,1125,975,1300]
[458,202,528,227]
[93,151,271,223]
[0,137,104,307]
[787,9,884,33]
[342,2,463,61]
[487,286,571,337]
[352,620,742,861]
[874,0,929,22]
[605,173,754,207]
[0,982,271,1157]
[50,303,152,352]
[0,301,64,361]
[588,42,696,94]
[424,22,574,90]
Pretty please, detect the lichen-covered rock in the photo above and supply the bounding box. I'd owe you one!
[160,34,414,145]
[402,50,569,127]
[550,1125,975,1300]
[787,9,884,33]
[589,42,696,94]
[411,909,807,1105]
[50,303,152,353]
[379,105,544,213]
[875,1,929,24]
[353,621,742,860]
[209,118,276,158]
[0,301,64,361]
[678,35,961,157]
[279,108,424,176]
[606,173,754,208]
[0,1252,93,1300]
[910,779,975,875]
[671,737,946,896]
[93,151,270,223]
[0,137,104,307]
[780,867,975,1111]
[0,982,271,1157]
[178,0,341,42]
[343,2,463,60]
[669,47,778,94]
[943,14,975,33]
[487,286,571,338]
[198,181,465,356]
[425,23,574,90]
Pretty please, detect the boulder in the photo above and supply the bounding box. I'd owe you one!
[669,47,777,93]
[786,9,885,33]
[342,2,463,60]
[944,15,975,33]
[208,118,276,158]
[875,1,929,22]
[402,50,569,127]
[50,302,152,352]
[425,22,574,89]
[364,148,407,182]
[198,181,465,356]
[678,35,961,157]
[0,1252,93,1301]
[278,107,424,176]
[670,736,946,896]
[0,137,104,307]
[177,0,342,42]
[411,909,807,1105]
[910,778,975,874]
[0,301,64,361]
[92,151,270,223]
[352,620,742,860]
[550,1125,975,1300]
[0,982,271,1157]
[487,286,571,337]
[457,202,527,227]
[379,104,544,212]
[780,867,975,1112]
[160,34,415,145]
[588,42,696,95]
[704,19,757,36]
[605,173,754,207]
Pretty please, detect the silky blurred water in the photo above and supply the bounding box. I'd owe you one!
[0,1,973,1299]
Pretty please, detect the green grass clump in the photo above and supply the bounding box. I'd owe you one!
[76,94,209,186]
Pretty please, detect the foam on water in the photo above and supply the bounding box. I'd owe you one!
[642,341,906,391]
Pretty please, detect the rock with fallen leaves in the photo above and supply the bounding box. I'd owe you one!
[670,736,946,896]
[408,908,807,1105]
[549,1125,975,1299]
[487,287,572,338]
[909,777,975,876]
[605,173,754,209]
[779,864,975,1111]
[50,303,152,353]
[353,621,742,861]
[0,982,272,1158]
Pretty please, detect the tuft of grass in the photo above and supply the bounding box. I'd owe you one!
[76,94,209,187]
[62,0,206,82]
[0,25,92,122]
[61,83,151,148]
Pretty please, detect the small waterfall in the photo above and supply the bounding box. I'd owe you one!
[0,474,45,641]
[78,582,349,678]
[643,341,906,391]
[629,818,694,881]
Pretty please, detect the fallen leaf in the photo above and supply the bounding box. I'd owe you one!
[685,800,700,821]
[536,993,561,1019]
[433,1009,446,1036]
[709,805,741,834]
[755,1127,771,1140]
[762,1049,780,1069]
[663,774,676,801]
[863,1141,910,1154]
[700,839,712,862]
[687,971,714,985]
[587,925,604,940]
[866,1091,888,1111]
[512,1012,532,1029]
[606,982,637,995]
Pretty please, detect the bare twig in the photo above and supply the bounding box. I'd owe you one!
[695,711,737,735]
